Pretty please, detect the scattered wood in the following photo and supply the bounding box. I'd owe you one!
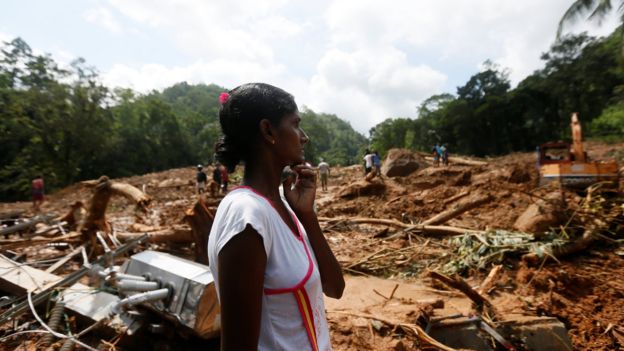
[57,201,87,230]
[523,220,603,263]
[184,199,215,265]
[388,283,399,300]
[115,226,193,243]
[0,231,81,251]
[45,245,86,274]
[327,310,457,351]
[79,176,152,256]
[442,190,471,206]
[110,182,152,209]
[319,216,480,236]
[418,152,488,166]
[421,193,492,226]
[477,264,503,295]
[80,176,114,253]
[428,271,501,321]
[0,210,25,221]
[23,221,68,239]
[0,214,56,237]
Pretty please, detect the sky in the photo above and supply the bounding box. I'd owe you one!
[1,0,620,134]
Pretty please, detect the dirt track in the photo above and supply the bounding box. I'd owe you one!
[1,141,622,350]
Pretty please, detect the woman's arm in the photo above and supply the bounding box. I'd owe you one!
[297,211,345,299]
[217,225,267,350]
[285,165,345,299]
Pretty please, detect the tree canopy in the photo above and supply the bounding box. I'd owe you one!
[370,27,624,158]
[0,38,368,200]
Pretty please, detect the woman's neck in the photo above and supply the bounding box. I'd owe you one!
[241,153,283,201]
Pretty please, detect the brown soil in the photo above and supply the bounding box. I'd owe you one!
[1,141,623,350]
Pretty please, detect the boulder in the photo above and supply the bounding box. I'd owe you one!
[513,193,564,234]
[338,179,386,199]
[381,149,427,177]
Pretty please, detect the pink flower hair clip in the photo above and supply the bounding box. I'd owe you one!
[219,92,230,105]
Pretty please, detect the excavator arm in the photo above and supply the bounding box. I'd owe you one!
[570,112,586,162]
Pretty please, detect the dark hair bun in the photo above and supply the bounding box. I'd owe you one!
[214,83,297,172]
[214,136,240,173]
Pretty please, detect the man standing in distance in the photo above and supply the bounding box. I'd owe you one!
[318,158,330,192]
[31,175,45,212]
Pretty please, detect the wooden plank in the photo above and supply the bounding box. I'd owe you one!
[45,245,85,274]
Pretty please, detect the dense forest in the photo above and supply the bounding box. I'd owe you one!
[370,28,624,156]
[0,38,367,200]
[2,26,623,200]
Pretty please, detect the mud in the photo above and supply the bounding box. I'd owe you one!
[1,141,623,350]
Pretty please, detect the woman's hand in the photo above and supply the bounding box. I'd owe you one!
[283,164,317,215]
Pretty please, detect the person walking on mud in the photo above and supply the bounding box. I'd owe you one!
[31,175,45,212]
[432,144,441,167]
[441,144,449,166]
[196,165,207,194]
[318,158,330,192]
[363,149,373,175]
[208,83,344,351]
[372,151,382,177]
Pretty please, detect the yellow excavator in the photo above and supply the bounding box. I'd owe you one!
[538,113,620,189]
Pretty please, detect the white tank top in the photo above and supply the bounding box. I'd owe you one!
[208,187,331,351]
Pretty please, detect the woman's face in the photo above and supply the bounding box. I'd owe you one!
[275,112,309,165]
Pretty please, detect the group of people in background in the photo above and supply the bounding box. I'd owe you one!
[432,143,449,167]
[363,149,382,177]
[196,163,229,195]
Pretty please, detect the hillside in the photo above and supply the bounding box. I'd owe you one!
[1,141,622,350]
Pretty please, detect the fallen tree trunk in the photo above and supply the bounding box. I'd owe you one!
[318,216,479,236]
[82,178,151,210]
[443,190,470,206]
[80,176,114,252]
[0,232,81,251]
[115,226,194,243]
[80,176,152,255]
[417,152,488,166]
[0,214,56,237]
[184,199,215,265]
[327,310,457,351]
[421,194,492,226]
[523,224,599,263]
[56,201,87,230]
[110,182,152,209]
[477,264,503,295]
[429,271,501,321]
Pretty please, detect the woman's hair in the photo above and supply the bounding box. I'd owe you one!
[215,83,298,172]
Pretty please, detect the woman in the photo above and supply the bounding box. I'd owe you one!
[207,83,345,351]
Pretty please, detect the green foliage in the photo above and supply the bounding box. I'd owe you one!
[300,108,368,166]
[589,102,624,140]
[0,37,367,200]
[369,27,624,158]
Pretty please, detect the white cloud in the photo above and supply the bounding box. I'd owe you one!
[103,59,290,93]
[84,6,123,33]
[0,31,13,44]
[88,0,620,134]
[308,47,447,132]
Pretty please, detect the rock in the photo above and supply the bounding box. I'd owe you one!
[381,149,427,177]
[338,179,386,199]
[513,193,564,234]
[505,165,532,183]
[452,170,472,186]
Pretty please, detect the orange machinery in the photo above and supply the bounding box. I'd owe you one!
[538,113,619,189]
